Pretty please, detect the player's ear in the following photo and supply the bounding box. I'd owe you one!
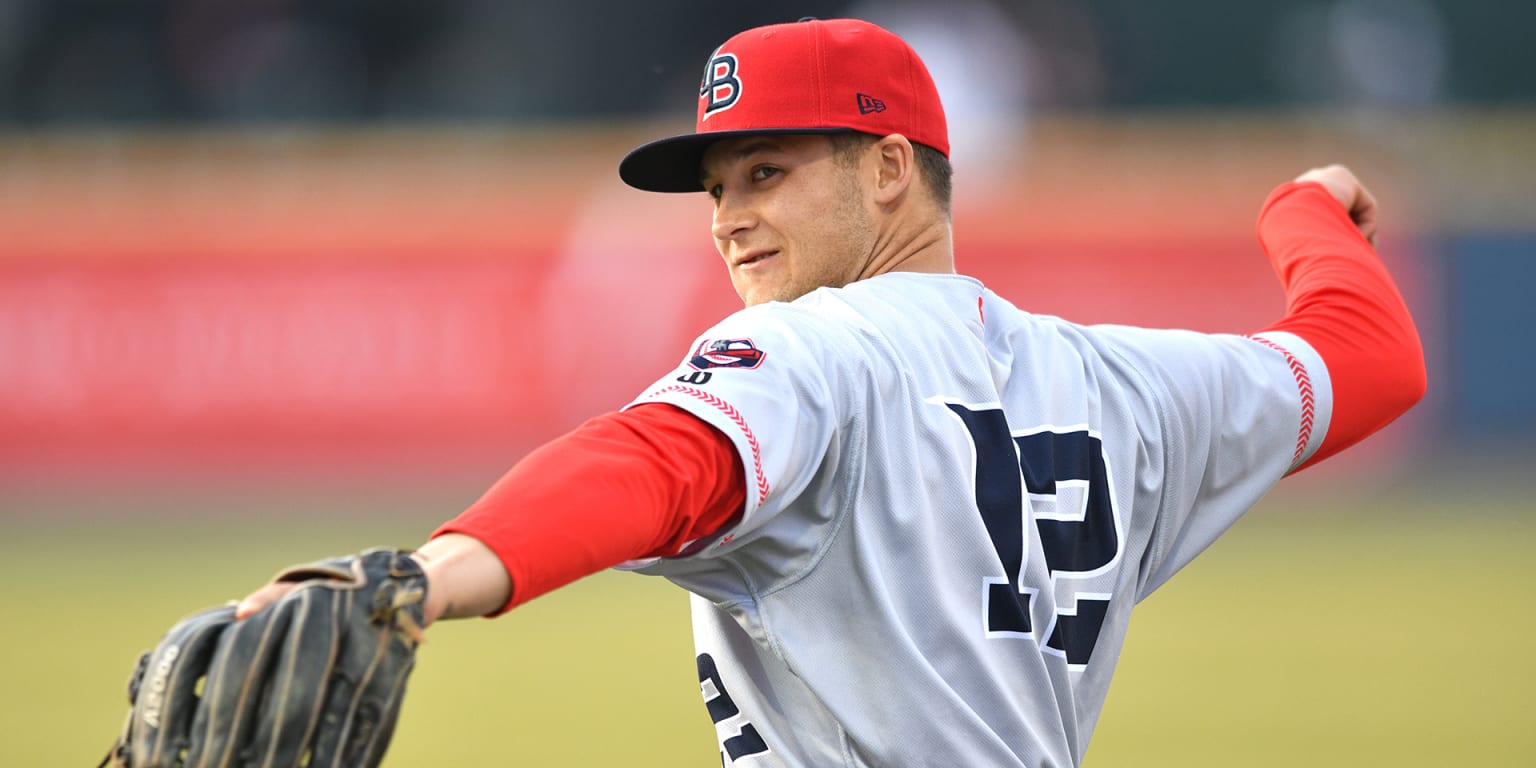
[871,134,915,207]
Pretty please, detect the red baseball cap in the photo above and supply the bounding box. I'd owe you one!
[619,18,949,193]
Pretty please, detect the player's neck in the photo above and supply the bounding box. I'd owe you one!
[860,214,955,280]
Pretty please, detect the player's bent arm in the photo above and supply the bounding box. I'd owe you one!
[1255,171,1427,470]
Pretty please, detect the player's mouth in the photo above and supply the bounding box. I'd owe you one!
[736,249,778,269]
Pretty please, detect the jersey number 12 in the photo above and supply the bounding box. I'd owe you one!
[944,403,1122,667]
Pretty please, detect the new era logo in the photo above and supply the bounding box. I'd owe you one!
[856,93,886,114]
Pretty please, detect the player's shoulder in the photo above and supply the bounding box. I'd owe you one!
[683,295,862,382]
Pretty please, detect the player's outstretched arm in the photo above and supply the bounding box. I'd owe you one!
[1256,164,1426,470]
[236,403,744,623]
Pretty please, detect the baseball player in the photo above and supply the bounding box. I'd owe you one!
[108,17,1425,768]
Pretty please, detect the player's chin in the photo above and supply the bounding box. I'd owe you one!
[737,290,774,307]
[732,276,784,307]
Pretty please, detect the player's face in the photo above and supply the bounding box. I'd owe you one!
[700,135,877,307]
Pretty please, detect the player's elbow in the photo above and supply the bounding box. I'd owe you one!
[1346,302,1427,422]
[1384,320,1428,418]
[1403,341,1428,411]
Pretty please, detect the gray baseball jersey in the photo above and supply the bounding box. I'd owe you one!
[622,271,1330,767]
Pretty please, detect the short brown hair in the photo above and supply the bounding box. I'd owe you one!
[830,133,953,217]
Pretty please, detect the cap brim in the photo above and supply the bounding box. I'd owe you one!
[619,127,858,193]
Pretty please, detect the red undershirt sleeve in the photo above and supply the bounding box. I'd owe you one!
[431,402,746,615]
[1255,181,1427,471]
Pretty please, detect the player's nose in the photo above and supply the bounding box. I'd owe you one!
[711,195,757,242]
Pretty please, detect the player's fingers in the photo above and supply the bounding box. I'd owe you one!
[1350,182,1380,246]
[1329,167,1378,246]
[1354,206,1379,246]
[236,581,301,620]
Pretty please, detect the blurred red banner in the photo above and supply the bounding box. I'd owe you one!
[0,127,1427,485]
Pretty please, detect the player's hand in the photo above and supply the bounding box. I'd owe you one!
[1294,164,1378,246]
[236,557,444,624]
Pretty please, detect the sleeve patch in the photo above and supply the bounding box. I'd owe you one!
[689,338,767,370]
[655,384,772,505]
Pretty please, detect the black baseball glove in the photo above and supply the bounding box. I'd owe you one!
[102,548,428,768]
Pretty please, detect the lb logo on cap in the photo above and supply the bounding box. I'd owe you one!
[699,48,741,120]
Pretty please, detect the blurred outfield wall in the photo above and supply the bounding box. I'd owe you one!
[1,112,1531,493]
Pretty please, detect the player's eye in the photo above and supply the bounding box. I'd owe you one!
[751,166,780,183]
[707,183,723,201]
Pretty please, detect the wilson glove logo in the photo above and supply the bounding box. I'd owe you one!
[700,49,741,120]
[140,645,180,729]
[689,338,766,370]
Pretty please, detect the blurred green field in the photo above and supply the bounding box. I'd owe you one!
[4,481,1532,767]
